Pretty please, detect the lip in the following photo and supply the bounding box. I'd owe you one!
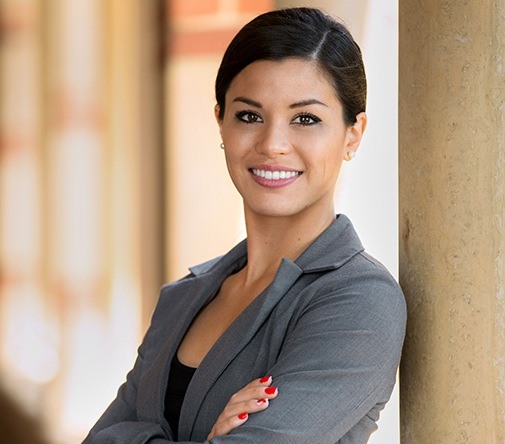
[248,164,303,189]
[249,164,302,172]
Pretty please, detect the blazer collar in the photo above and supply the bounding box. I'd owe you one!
[188,238,247,277]
[188,214,364,278]
[294,213,364,272]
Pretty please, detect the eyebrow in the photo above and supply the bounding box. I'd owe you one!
[289,99,328,108]
[231,97,328,109]
[232,97,262,108]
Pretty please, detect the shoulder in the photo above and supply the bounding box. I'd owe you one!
[303,251,406,346]
[318,248,403,303]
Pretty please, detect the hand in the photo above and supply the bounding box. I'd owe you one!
[207,375,278,440]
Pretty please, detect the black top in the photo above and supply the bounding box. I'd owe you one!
[165,354,197,439]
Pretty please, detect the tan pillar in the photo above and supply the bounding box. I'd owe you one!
[399,1,505,442]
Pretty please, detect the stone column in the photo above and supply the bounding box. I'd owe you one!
[399,1,505,442]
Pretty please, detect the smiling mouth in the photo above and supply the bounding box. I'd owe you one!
[250,168,302,180]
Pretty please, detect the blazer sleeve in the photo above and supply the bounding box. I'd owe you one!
[82,340,175,443]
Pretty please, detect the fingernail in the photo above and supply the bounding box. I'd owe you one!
[256,398,268,405]
[238,412,248,420]
[264,386,277,395]
[259,375,271,383]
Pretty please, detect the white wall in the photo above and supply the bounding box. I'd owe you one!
[335,1,400,443]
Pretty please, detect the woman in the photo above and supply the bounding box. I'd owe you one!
[84,7,406,443]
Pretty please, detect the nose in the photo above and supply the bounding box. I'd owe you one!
[255,121,292,158]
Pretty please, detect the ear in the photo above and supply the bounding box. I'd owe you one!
[215,104,223,136]
[344,112,367,154]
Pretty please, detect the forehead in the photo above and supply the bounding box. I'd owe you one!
[226,58,338,105]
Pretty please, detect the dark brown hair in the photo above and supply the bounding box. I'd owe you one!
[215,7,366,126]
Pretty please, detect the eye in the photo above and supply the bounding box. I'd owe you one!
[292,113,321,126]
[235,110,263,124]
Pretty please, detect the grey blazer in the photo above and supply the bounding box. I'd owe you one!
[84,215,406,443]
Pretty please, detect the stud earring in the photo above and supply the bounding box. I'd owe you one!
[346,150,356,161]
[220,143,225,149]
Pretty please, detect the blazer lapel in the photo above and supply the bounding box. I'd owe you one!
[138,241,248,427]
[137,275,219,421]
[177,258,303,440]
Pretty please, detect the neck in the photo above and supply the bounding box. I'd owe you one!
[241,205,335,285]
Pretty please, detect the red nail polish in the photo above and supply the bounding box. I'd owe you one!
[238,412,248,420]
[259,376,270,383]
[257,398,267,405]
[264,386,277,395]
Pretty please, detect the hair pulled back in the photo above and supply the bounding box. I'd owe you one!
[215,7,366,126]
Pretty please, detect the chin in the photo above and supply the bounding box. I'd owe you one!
[245,201,310,219]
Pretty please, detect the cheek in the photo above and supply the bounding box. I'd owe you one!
[221,124,246,148]
[223,149,236,171]
[223,148,246,180]
[223,131,257,160]
[305,136,344,164]
[309,144,345,181]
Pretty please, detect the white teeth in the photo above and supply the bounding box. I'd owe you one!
[251,169,300,180]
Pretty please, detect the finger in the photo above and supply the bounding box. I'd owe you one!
[223,395,271,419]
[258,375,272,385]
[228,385,279,407]
[210,395,273,438]
[240,375,272,390]
[208,411,249,440]
[212,395,272,434]
[226,377,277,405]
[207,376,278,440]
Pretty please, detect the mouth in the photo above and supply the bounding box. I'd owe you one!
[250,168,302,180]
[248,166,303,188]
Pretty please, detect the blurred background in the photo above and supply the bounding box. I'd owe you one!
[0,0,398,442]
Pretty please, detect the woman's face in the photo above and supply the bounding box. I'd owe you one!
[216,58,366,221]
